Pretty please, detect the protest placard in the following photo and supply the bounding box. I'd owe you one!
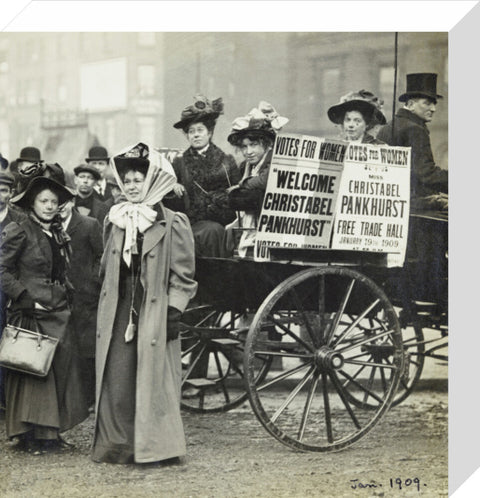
[254,133,411,265]
[331,143,411,266]
[254,134,344,260]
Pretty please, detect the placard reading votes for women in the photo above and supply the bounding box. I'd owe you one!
[330,142,411,266]
[254,133,411,265]
[254,133,344,260]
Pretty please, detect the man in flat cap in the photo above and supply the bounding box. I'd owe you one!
[73,164,109,225]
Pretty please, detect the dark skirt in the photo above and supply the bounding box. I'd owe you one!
[5,309,89,440]
[91,271,143,463]
[192,220,232,258]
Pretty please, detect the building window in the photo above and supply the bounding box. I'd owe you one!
[137,117,156,145]
[137,65,155,97]
[137,33,155,47]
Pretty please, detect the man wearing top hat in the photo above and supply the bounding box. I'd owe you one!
[85,145,114,202]
[377,73,448,208]
[378,73,448,308]
[73,163,109,225]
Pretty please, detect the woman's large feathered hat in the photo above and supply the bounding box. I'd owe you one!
[227,102,289,146]
[173,94,224,130]
[327,90,386,127]
[11,176,74,209]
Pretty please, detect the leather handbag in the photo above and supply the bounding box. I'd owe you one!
[0,324,59,377]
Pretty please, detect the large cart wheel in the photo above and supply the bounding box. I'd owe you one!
[180,305,271,413]
[244,266,404,452]
[391,325,425,406]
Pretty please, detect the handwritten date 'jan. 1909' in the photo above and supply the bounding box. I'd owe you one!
[350,477,427,491]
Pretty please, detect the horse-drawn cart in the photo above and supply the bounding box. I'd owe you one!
[179,135,448,453]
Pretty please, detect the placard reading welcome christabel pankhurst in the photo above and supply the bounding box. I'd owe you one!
[254,133,411,267]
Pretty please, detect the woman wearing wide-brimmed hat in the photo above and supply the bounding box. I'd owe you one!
[327,90,386,144]
[226,102,288,257]
[0,176,89,454]
[165,94,241,257]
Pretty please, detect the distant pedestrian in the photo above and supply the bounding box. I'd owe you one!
[73,164,109,225]
[59,199,103,408]
[85,146,114,202]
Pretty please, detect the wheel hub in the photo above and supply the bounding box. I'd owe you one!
[314,346,344,371]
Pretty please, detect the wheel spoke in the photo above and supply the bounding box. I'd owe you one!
[341,363,367,389]
[219,348,244,379]
[322,372,333,443]
[298,372,320,441]
[337,328,396,354]
[268,314,316,353]
[254,350,313,359]
[257,362,311,392]
[337,369,384,404]
[213,349,230,404]
[326,279,355,346]
[181,339,202,358]
[196,310,217,326]
[379,363,388,395]
[332,299,381,347]
[363,366,377,404]
[343,359,397,370]
[329,371,361,429]
[286,286,320,348]
[181,344,208,386]
[271,366,316,423]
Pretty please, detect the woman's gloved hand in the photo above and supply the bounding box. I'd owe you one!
[15,290,35,315]
[166,306,182,342]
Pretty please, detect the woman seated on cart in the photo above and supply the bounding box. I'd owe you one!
[226,102,288,257]
[327,89,386,144]
[164,95,240,258]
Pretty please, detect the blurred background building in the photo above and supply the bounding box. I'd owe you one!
[0,32,447,177]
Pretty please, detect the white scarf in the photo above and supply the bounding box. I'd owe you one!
[108,143,177,266]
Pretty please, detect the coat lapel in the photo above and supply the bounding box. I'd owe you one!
[66,210,83,236]
[142,220,167,257]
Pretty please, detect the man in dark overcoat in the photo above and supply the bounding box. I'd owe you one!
[0,171,27,411]
[377,73,448,207]
[59,198,103,407]
[73,164,109,225]
[377,73,448,309]
[85,146,114,203]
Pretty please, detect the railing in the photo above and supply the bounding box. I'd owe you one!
[41,109,88,129]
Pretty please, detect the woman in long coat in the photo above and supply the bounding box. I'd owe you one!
[164,94,241,257]
[92,143,197,464]
[0,176,88,452]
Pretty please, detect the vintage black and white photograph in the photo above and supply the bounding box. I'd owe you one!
[0,2,463,496]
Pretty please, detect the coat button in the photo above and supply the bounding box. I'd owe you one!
[112,249,116,254]
[97,333,100,338]
[151,297,157,302]
[151,339,156,345]
[103,290,107,296]
[149,253,155,258]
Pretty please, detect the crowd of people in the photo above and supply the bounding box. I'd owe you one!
[0,72,448,464]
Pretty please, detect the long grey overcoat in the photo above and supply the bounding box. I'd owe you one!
[94,206,197,463]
